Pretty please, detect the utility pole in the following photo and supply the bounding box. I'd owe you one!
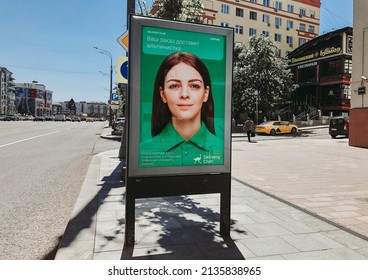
[119,0,135,162]
[127,0,135,21]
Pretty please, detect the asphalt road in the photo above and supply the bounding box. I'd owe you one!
[0,120,121,259]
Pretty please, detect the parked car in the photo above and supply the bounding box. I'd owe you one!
[4,114,19,121]
[329,116,349,138]
[24,115,34,121]
[44,115,55,121]
[33,116,45,122]
[85,117,94,122]
[112,117,125,131]
[255,121,299,136]
[55,114,66,121]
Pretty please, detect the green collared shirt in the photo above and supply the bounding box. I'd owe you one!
[140,122,224,167]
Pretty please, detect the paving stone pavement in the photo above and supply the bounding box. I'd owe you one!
[55,128,368,260]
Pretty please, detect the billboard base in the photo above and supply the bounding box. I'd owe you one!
[124,173,231,246]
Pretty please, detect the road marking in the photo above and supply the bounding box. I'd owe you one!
[0,131,60,148]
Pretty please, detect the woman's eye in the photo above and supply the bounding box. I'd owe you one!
[168,83,180,89]
[189,83,201,89]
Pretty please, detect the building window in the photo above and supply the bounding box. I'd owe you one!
[262,31,270,37]
[286,36,293,45]
[287,20,293,29]
[299,38,306,46]
[275,49,281,58]
[263,14,270,24]
[275,1,282,10]
[263,0,270,7]
[299,23,306,31]
[249,28,257,36]
[250,0,257,3]
[250,11,257,20]
[344,59,352,74]
[221,4,229,14]
[275,17,282,27]
[308,25,315,33]
[235,25,243,35]
[274,33,282,42]
[221,22,229,27]
[299,8,306,16]
[310,10,315,18]
[320,59,343,76]
[287,4,294,13]
[236,7,244,17]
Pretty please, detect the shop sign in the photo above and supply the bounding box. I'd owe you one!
[290,46,342,64]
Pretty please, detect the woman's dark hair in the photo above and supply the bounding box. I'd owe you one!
[151,52,215,137]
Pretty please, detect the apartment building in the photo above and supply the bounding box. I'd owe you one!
[0,67,16,115]
[202,0,320,57]
[349,0,368,148]
[13,82,53,116]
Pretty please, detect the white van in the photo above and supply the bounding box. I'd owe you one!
[55,114,66,121]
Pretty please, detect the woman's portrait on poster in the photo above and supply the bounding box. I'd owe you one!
[140,52,224,167]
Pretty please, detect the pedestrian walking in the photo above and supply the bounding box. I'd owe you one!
[243,117,254,142]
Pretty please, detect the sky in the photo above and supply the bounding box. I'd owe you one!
[0,0,353,103]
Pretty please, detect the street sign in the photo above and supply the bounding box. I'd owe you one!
[358,86,366,95]
[112,92,119,101]
[116,56,128,84]
[121,60,128,79]
[117,30,129,52]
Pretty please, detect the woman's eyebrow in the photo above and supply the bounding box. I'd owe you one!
[166,78,203,83]
[188,79,203,83]
[166,79,181,83]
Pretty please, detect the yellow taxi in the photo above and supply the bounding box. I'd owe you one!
[255,121,298,136]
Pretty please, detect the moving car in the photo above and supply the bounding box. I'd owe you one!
[255,121,298,136]
[329,116,349,138]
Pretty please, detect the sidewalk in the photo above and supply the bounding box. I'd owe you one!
[55,126,368,260]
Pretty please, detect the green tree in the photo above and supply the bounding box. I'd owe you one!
[67,98,76,114]
[233,35,297,121]
[138,0,204,23]
[117,84,127,117]
[136,0,150,15]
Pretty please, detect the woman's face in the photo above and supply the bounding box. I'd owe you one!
[160,62,209,122]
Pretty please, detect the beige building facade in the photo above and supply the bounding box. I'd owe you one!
[350,0,368,148]
[202,0,320,57]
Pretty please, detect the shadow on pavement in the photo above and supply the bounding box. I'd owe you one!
[120,195,247,260]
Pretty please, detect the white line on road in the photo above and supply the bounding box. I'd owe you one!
[0,131,60,148]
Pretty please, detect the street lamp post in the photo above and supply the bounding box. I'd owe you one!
[93,46,113,126]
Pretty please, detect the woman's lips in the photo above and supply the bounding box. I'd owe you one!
[177,104,193,108]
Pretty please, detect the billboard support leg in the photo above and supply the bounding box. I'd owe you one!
[220,173,231,236]
[124,177,135,246]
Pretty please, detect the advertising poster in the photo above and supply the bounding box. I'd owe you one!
[128,16,233,177]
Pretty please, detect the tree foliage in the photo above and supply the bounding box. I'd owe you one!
[117,84,127,117]
[67,98,76,113]
[233,35,297,119]
[137,0,204,23]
